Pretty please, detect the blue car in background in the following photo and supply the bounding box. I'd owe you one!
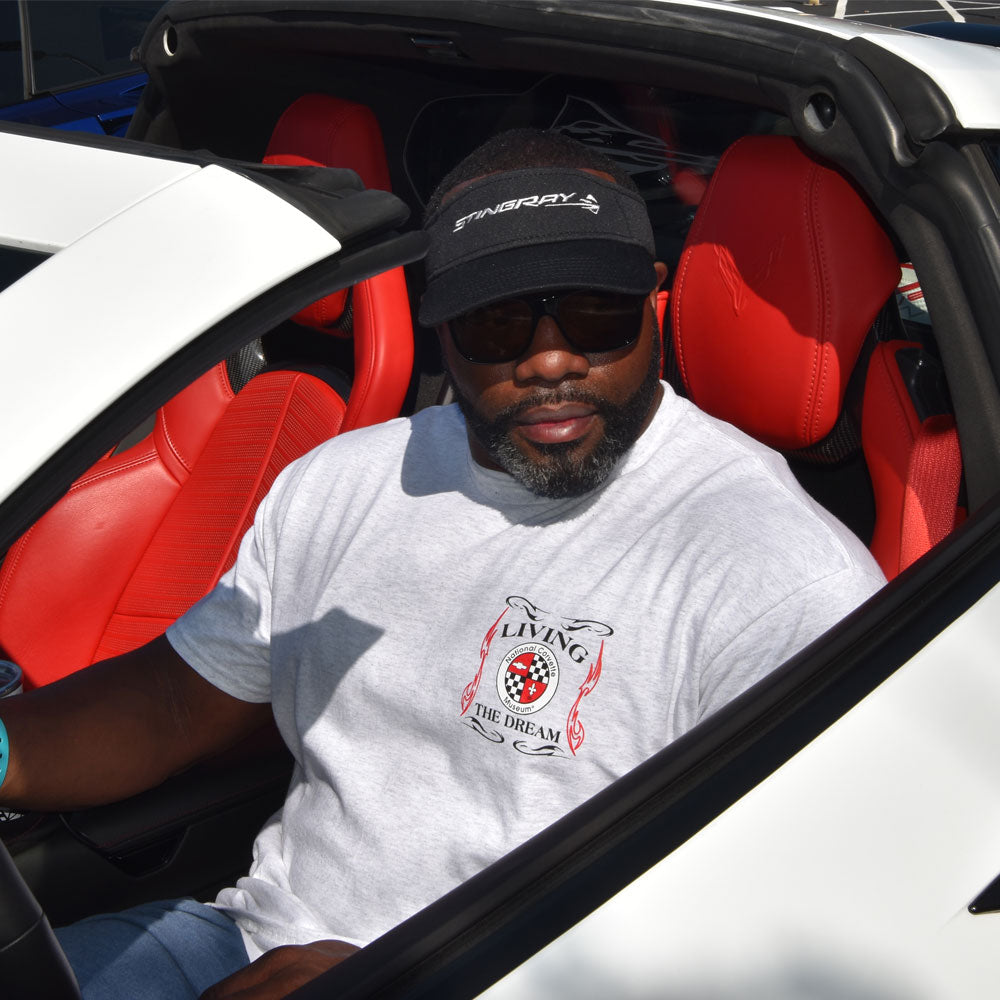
[0,1,158,135]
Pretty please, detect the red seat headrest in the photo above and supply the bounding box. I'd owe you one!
[671,135,900,451]
[264,94,393,333]
[264,93,392,190]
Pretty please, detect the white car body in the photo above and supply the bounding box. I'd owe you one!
[2,2,1000,998]
[0,134,342,505]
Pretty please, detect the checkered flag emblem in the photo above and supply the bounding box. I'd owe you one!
[505,652,550,705]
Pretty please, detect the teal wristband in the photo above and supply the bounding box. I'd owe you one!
[0,716,8,790]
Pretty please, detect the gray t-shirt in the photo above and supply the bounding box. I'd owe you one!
[167,384,884,956]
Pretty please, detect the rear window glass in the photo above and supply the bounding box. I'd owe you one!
[0,2,23,106]
[0,0,160,105]
[27,1,159,93]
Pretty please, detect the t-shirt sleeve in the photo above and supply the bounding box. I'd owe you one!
[166,487,279,704]
[697,561,885,722]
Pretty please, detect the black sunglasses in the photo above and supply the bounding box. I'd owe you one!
[449,289,648,364]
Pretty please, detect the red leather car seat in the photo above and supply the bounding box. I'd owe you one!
[671,134,962,579]
[264,93,414,433]
[862,340,963,576]
[0,95,412,688]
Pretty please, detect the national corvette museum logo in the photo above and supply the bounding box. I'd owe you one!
[497,643,559,715]
[460,595,613,758]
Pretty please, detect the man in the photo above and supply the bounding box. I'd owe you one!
[0,129,884,999]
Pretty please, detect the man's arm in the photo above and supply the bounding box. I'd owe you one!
[200,941,360,1000]
[0,634,272,811]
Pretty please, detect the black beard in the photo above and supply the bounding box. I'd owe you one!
[450,335,661,499]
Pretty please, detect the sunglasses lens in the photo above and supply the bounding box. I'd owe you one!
[451,290,647,363]
[557,291,646,352]
[451,299,535,363]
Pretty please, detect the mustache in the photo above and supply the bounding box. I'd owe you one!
[491,387,608,425]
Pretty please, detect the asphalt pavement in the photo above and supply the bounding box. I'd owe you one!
[728,0,1000,28]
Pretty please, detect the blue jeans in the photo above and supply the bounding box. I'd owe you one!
[55,898,250,999]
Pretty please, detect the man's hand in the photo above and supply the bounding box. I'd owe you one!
[200,939,360,999]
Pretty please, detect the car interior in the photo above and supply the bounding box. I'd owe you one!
[0,0,971,946]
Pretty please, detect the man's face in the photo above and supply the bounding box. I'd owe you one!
[439,262,667,499]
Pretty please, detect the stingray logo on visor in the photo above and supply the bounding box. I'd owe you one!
[453,192,600,232]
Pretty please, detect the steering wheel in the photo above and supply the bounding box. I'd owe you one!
[0,834,81,999]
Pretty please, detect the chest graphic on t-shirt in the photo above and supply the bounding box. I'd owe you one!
[459,595,613,758]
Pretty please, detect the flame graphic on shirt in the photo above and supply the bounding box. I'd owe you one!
[460,607,507,716]
[566,641,604,755]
